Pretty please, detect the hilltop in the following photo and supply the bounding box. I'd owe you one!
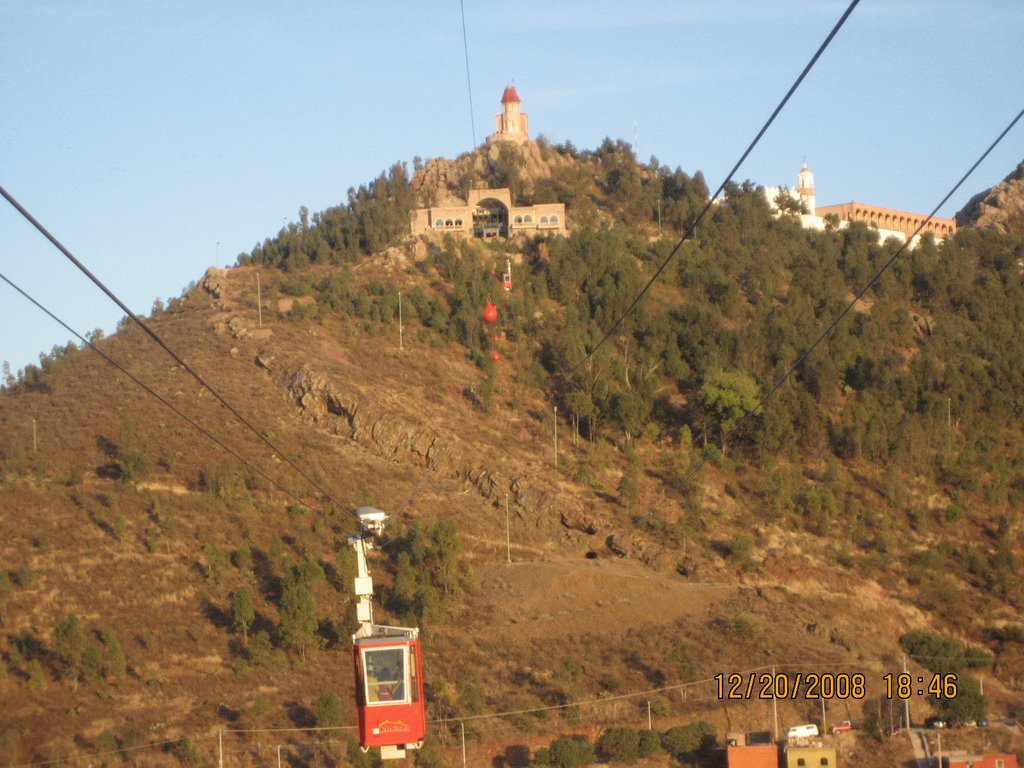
[0,140,1023,768]
[957,160,1024,237]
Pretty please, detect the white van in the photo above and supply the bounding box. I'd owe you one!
[787,724,819,740]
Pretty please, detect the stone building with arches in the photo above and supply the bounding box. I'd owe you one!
[409,186,565,239]
[813,200,956,240]
[409,86,566,238]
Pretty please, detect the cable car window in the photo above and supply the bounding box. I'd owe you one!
[409,644,419,702]
[363,647,407,704]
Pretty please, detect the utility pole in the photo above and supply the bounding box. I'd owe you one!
[31,418,37,453]
[646,700,652,730]
[771,665,779,742]
[902,655,911,729]
[460,722,467,768]
[553,406,558,467]
[505,493,511,563]
[218,728,223,768]
[398,291,404,351]
[256,272,263,328]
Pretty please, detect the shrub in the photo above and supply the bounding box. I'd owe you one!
[100,629,127,681]
[899,630,965,673]
[724,532,754,566]
[26,660,46,691]
[315,692,343,728]
[661,721,716,760]
[252,697,271,719]
[12,566,34,588]
[597,728,641,762]
[172,737,200,766]
[964,647,994,670]
[548,736,595,768]
[638,730,661,757]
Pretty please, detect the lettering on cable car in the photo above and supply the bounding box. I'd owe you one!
[375,720,411,735]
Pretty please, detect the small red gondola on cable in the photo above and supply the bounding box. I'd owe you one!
[501,258,513,291]
[349,507,426,760]
[482,300,498,324]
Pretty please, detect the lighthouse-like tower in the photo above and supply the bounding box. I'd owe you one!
[797,163,816,215]
[488,85,529,145]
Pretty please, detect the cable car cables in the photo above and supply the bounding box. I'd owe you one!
[676,104,1024,483]
[569,0,861,378]
[0,269,317,513]
[0,183,341,509]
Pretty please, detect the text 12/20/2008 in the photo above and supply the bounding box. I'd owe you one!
[714,672,959,700]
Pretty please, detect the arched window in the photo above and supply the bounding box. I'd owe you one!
[540,216,549,224]
[797,759,805,767]
[455,219,463,227]
[514,215,523,224]
[550,215,559,223]
[820,758,829,766]
[524,215,533,223]
[434,219,445,228]
[445,219,454,227]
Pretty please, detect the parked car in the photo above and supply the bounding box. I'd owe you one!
[787,724,820,740]
[925,717,948,729]
[831,721,854,734]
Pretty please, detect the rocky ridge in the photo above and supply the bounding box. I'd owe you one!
[410,139,572,206]
[956,159,1024,236]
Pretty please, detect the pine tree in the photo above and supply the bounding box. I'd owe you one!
[53,614,90,690]
[279,577,318,661]
[230,588,256,646]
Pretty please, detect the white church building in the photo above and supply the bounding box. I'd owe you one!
[763,164,956,246]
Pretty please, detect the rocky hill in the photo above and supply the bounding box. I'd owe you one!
[956,160,1024,236]
[1,147,1022,768]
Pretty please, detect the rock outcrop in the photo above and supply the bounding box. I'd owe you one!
[286,367,594,538]
[956,160,1024,237]
[410,140,573,206]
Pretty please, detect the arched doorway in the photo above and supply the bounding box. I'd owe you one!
[472,198,508,239]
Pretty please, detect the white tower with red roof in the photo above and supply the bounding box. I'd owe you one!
[488,85,529,145]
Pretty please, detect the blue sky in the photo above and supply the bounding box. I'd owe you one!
[2,1,1022,375]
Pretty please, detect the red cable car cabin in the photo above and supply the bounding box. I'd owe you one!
[353,632,426,753]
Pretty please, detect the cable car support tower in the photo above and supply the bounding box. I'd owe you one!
[349,507,426,760]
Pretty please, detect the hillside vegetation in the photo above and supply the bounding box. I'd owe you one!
[1,140,1022,768]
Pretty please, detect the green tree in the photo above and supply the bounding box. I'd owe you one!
[597,728,641,763]
[661,721,716,761]
[695,369,761,455]
[53,614,90,690]
[315,692,344,728]
[252,696,272,720]
[548,736,595,768]
[638,730,661,757]
[899,631,966,674]
[173,737,200,766]
[279,577,318,661]
[113,422,151,482]
[231,588,256,646]
[935,674,987,724]
[27,659,46,691]
[100,628,127,681]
